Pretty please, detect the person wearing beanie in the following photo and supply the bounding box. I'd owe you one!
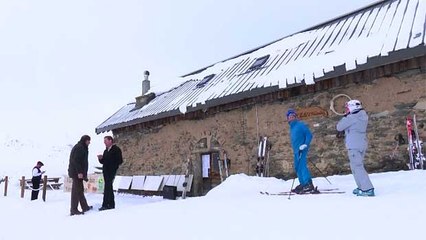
[286,109,315,194]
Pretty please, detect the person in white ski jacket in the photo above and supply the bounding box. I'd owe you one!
[336,100,375,197]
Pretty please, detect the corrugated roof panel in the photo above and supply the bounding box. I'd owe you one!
[360,7,380,38]
[227,57,250,80]
[207,64,241,101]
[219,58,254,98]
[96,0,426,134]
[395,0,419,50]
[351,8,372,40]
[316,22,343,56]
[340,14,363,47]
[358,8,376,37]
[381,0,409,55]
[311,25,339,58]
[234,67,259,93]
[409,0,425,48]
[170,81,201,111]
[376,1,400,56]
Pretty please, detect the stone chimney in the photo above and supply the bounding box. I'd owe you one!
[132,70,155,111]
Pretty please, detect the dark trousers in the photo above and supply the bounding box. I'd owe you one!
[70,178,89,213]
[102,176,115,208]
[31,178,40,200]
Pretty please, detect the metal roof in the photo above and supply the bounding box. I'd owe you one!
[96,0,426,134]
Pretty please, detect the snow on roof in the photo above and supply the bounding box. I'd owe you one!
[96,0,426,134]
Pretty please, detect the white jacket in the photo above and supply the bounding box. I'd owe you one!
[336,110,368,150]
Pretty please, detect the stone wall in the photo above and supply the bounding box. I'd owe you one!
[113,71,426,195]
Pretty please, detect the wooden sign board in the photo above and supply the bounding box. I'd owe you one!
[297,106,328,120]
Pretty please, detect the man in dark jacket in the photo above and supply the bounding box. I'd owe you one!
[97,136,123,211]
[31,161,45,200]
[68,135,93,216]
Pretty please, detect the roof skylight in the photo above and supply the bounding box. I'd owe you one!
[249,55,270,70]
[196,74,216,88]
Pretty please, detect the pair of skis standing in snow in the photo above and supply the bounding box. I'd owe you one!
[281,100,375,196]
[256,137,270,177]
[406,115,425,170]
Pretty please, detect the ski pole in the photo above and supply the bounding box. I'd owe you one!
[288,151,302,200]
[308,159,332,185]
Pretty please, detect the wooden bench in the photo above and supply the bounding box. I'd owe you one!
[23,177,63,190]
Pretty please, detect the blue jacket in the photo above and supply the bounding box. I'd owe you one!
[289,120,313,154]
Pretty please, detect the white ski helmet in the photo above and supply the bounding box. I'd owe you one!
[345,99,363,114]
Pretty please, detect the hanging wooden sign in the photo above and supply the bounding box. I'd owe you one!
[297,106,328,119]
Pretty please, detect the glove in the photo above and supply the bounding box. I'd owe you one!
[299,144,307,151]
[336,131,345,139]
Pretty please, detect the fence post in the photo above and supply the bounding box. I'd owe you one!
[20,176,25,198]
[42,175,47,202]
[4,176,8,196]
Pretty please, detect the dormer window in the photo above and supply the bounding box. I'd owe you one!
[249,55,269,70]
[196,74,215,88]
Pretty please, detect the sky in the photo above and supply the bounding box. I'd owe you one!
[0,0,378,146]
[1,170,425,240]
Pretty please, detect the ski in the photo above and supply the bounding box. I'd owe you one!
[256,136,271,177]
[260,191,345,196]
[256,136,266,177]
[260,188,345,196]
[412,114,425,169]
[406,114,425,170]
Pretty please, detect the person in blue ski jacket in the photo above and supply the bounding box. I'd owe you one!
[336,100,374,197]
[286,109,315,193]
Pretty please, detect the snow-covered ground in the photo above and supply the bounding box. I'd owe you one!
[1,170,425,240]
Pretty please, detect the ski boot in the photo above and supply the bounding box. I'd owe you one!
[293,182,316,194]
[356,188,375,197]
[352,188,360,195]
[291,184,303,193]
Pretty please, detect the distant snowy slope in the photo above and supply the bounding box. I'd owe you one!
[0,137,71,178]
[0,136,102,179]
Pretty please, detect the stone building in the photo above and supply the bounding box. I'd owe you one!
[96,0,426,196]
